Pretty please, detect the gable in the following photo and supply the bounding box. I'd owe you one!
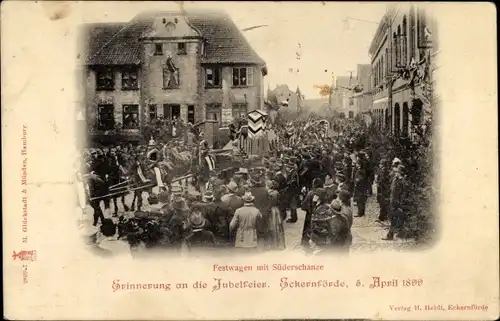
[142,14,201,38]
[84,10,265,66]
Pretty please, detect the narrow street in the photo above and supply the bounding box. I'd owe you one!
[282,193,416,253]
[79,181,415,253]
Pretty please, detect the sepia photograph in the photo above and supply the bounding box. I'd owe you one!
[2,1,498,320]
[75,3,439,259]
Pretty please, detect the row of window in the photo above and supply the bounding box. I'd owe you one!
[393,14,410,68]
[373,102,423,137]
[373,54,386,89]
[96,66,254,90]
[372,8,430,90]
[393,8,429,68]
[96,103,249,130]
[154,42,186,56]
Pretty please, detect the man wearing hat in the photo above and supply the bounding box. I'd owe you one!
[335,173,350,196]
[342,155,354,194]
[198,147,216,195]
[376,157,392,222]
[284,157,301,223]
[272,161,289,221]
[221,181,244,214]
[184,208,215,252]
[324,175,338,203]
[353,154,369,218]
[210,186,233,246]
[164,192,190,250]
[229,191,264,252]
[383,164,407,240]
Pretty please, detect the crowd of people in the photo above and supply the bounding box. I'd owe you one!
[78,115,412,258]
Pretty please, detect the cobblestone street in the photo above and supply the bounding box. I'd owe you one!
[281,194,416,253]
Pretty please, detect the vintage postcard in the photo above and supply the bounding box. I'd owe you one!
[2,1,498,320]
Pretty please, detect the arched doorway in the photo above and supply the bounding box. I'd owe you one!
[394,103,401,136]
[411,99,423,127]
[402,102,409,137]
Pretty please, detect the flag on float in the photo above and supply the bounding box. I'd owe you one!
[247,109,267,138]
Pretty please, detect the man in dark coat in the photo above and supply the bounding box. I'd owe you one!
[376,157,391,222]
[106,149,129,216]
[248,170,269,245]
[198,148,216,195]
[383,165,407,240]
[184,210,216,251]
[285,158,301,223]
[342,155,354,195]
[300,177,324,249]
[353,154,369,217]
[91,150,112,210]
[221,182,244,214]
[272,162,289,221]
[320,149,334,180]
[212,187,234,246]
[85,173,108,226]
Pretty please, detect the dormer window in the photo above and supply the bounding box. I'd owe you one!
[154,43,163,56]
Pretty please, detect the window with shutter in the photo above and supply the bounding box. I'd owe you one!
[232,67,249,86]
[205,67,222,88]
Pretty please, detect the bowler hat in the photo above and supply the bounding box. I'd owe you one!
[242,191,255,203]
[189,212,207,229]
[202,191,215,202]
[226,181,238,193]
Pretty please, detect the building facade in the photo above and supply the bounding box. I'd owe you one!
[332,75,357,119]
[369,4,437,138]
[81,10,267,143]
[353,64,373,116]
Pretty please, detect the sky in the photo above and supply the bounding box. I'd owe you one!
[79,1,388,99]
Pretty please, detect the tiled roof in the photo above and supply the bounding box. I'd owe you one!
[81,23,126,64]
[84,10,265,66]
[187,11,265,65]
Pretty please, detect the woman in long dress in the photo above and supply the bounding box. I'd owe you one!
[266,180,286,250]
